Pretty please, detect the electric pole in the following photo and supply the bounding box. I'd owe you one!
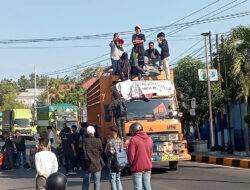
[202,32,215,148]
[208,32,213,67]
[34,64,37,108]
[46,75,49,105]
[216,34,220,74]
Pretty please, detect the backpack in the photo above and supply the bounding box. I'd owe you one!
[111,140,128,172]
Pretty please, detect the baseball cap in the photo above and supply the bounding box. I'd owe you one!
[87,125,95,135]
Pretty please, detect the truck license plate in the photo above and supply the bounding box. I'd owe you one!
[162,155,179,161]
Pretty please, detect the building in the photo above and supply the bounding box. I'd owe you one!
[16,88,45,108]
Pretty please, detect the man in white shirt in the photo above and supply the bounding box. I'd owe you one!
[47,126,57,153]
[35,137,58,190]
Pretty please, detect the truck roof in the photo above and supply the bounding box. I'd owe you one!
[13,109,32,119]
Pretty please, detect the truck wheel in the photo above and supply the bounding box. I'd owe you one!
[169,161,178,170]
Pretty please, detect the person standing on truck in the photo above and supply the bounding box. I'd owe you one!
[35,137,58,190]
[109,89,127,142]
[59,123,75,175]
[128,123,153,190]
[13,130,26,168]
[110,33,124,75]
[130,26,146,79]
[157,32,170,80]
[105,126,124,190]
[1,131,14,170]
[81,125,104,190]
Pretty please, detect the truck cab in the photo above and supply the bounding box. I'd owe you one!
[87,70,190,170]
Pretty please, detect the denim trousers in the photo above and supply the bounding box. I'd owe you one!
[16,150,26,166]
[110,171,123,190]
[82,170,101,190]
[132,171,151,190]
[111,59,119,74]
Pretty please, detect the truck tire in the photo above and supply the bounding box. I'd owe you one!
[169,161,178,170]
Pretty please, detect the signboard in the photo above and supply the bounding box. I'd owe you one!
[198,69,218,81]
[116,80,175,100]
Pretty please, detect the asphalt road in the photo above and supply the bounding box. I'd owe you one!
[1,140,250,190]
[0,161,249,190]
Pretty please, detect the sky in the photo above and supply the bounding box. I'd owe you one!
[0,0,249,80]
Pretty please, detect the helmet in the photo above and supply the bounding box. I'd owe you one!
[129,122,143,135]
[46,172,67,190]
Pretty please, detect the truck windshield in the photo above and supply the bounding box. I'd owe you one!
[14,119,30,127]
[126,98,177,120]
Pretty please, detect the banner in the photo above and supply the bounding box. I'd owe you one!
[115,80,175,100]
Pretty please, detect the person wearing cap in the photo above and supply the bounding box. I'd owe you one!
[105,126,124,190]
[157,32,170,80]
[128,123,153,190]
[81,125,104,190]
[130,26,146,79]
[110,33,124,75]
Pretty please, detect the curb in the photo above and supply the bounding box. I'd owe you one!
[191,154,250,169]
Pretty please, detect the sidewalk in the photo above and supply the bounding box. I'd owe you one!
[190,152,250,169]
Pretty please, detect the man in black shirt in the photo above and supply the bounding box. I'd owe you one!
[157,32,170,79]
[59,124,75,175]
[144,41,161,67]
[131,26,146,79]
[70,125,80,170]
[1,132,14,170]
[14,130,26,167]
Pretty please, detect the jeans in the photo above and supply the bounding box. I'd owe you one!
[132,171,151,190]
[82,171,101,190]
[110,171,123,190]
[112,59,119,74]
[16,150,26,167]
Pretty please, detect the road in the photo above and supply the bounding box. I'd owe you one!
[0,161,249,190]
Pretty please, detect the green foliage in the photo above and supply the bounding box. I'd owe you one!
[174,56,224,123]
[221,26,250,102]
[17,74,48,91]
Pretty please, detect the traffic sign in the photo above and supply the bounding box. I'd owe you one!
[198,69,218,81]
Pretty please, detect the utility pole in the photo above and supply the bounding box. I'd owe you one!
[46,75,49,105]
[216,34,220,74]
[34,65,37,108]
[208,32,213,67]
[221,34,233,153]
[202,32,215,148]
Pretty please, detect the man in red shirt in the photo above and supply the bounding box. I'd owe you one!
[128,123,153,190]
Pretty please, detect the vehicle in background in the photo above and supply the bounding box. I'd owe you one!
[86,70,190,170]
[37,103,78,134]
[2,109,35,139]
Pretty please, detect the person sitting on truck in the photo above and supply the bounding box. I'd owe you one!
[105,126,124,190]
[59,123,75,175]
[144,42,161,68]
[13,130,26,168]
[110,33,124,75]
[1,131,14,170]
[128,122,153,190]
[118,52,130,81]
[157,32,170,80]
[108,89,127,142]
[81,125,104,190]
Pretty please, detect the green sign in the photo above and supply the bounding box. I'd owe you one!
[198,69,218,81]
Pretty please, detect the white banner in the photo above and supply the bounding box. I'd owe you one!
[116,80,175,100]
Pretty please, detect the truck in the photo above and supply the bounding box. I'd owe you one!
[2,109,35,138]
[37,103,78,132]
[86,70,190,170]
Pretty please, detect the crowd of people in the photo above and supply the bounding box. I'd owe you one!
[109,25,170,80]
[0,121,153,190]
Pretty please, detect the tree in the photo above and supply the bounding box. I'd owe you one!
[174,56,224,138]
